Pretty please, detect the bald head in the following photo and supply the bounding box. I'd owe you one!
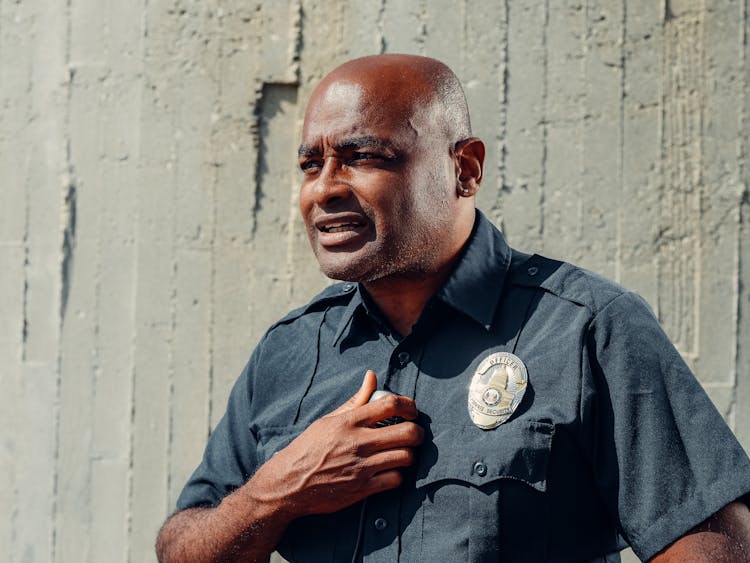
[307,54,472,146]
[298,54,485,285]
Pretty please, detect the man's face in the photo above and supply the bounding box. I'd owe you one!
[298,79,456,283]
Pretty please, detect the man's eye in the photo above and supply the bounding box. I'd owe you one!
[300,160,321,173]
[350,152,379,162]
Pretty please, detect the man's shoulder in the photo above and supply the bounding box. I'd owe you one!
[508,249,631,317]
[266,281,357,332]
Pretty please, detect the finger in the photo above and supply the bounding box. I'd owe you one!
[328,370,378,416]
[360,422,424,453]
[355,393,419,426]
[360,469,405,497]
[363,447,418,474]
[353,370,378,406]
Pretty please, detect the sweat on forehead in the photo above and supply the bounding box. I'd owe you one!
[304,54,472,143]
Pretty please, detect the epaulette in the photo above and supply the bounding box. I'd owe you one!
[268,281,358,329]
[508,251,627,316]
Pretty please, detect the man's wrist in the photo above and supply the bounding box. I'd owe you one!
[226,461,298,531]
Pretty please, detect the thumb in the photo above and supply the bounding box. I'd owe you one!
[329,370,378,416]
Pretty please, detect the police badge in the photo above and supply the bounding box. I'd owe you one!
[468,352,528,429]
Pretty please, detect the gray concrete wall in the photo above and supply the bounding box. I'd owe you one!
[1,1,748,561]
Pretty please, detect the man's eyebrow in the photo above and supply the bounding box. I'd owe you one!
[297,136,394,158]
[297,143,319,158]
[335,136,393,152]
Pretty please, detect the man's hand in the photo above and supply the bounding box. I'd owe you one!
[156,370,423,563]
[251,369,424,518]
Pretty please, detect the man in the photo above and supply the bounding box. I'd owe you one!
[156,54,750,562]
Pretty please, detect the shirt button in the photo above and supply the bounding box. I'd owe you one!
[342,283,354,292]
[397,351,410,366]
[374,517,388,530]
[473,461,488,477]
[527,266,539,277]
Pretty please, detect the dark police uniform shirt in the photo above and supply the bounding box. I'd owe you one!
[177,211,750,563]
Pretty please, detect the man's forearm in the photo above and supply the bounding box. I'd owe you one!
[156,477,292,563]
[650,501,750,563]
[156,373,423,562]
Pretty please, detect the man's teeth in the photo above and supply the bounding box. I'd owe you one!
[322,223,360,233]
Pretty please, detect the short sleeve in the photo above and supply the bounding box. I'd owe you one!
[580,291,750,561]
[175,356,260,510]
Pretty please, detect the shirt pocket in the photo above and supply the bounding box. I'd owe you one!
[414,419,554,563]
[254,426,302,465]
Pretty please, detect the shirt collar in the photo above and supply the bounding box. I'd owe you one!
[332,283,403,346]
[332,285,364,346]
[332,210,512,344]
[436,209,512,330]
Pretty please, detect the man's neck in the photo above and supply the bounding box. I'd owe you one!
[362,260,456,338]
[361,207,477,337]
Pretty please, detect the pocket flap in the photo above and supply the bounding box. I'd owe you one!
[255,426,302,463]
[415,420,554,491]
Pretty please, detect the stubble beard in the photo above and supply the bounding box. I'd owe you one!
[314,221,444,284]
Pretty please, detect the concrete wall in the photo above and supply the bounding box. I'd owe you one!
[1,1,748,561]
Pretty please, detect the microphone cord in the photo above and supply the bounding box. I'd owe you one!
[350,498,368,563]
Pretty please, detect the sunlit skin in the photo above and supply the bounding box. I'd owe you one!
[154,54,750,563]
[298,80,455,282]
[298,57,482,335]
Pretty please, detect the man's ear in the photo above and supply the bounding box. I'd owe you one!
[454,137,485,197]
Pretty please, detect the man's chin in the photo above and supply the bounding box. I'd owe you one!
[318,262,371,283]
[316,255,387,284]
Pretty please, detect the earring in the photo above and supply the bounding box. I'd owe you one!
[461,187,470,195]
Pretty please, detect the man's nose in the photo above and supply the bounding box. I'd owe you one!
[312,158,351,206]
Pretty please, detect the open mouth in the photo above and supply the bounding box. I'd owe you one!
[314,215,369,247]
[319,221,364,233]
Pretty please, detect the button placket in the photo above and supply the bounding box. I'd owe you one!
[360,490,400,563]
[384,341,421,408]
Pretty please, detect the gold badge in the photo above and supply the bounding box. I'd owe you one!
[468,352,528,430]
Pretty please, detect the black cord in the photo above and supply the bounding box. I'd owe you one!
[350,498,368,563]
